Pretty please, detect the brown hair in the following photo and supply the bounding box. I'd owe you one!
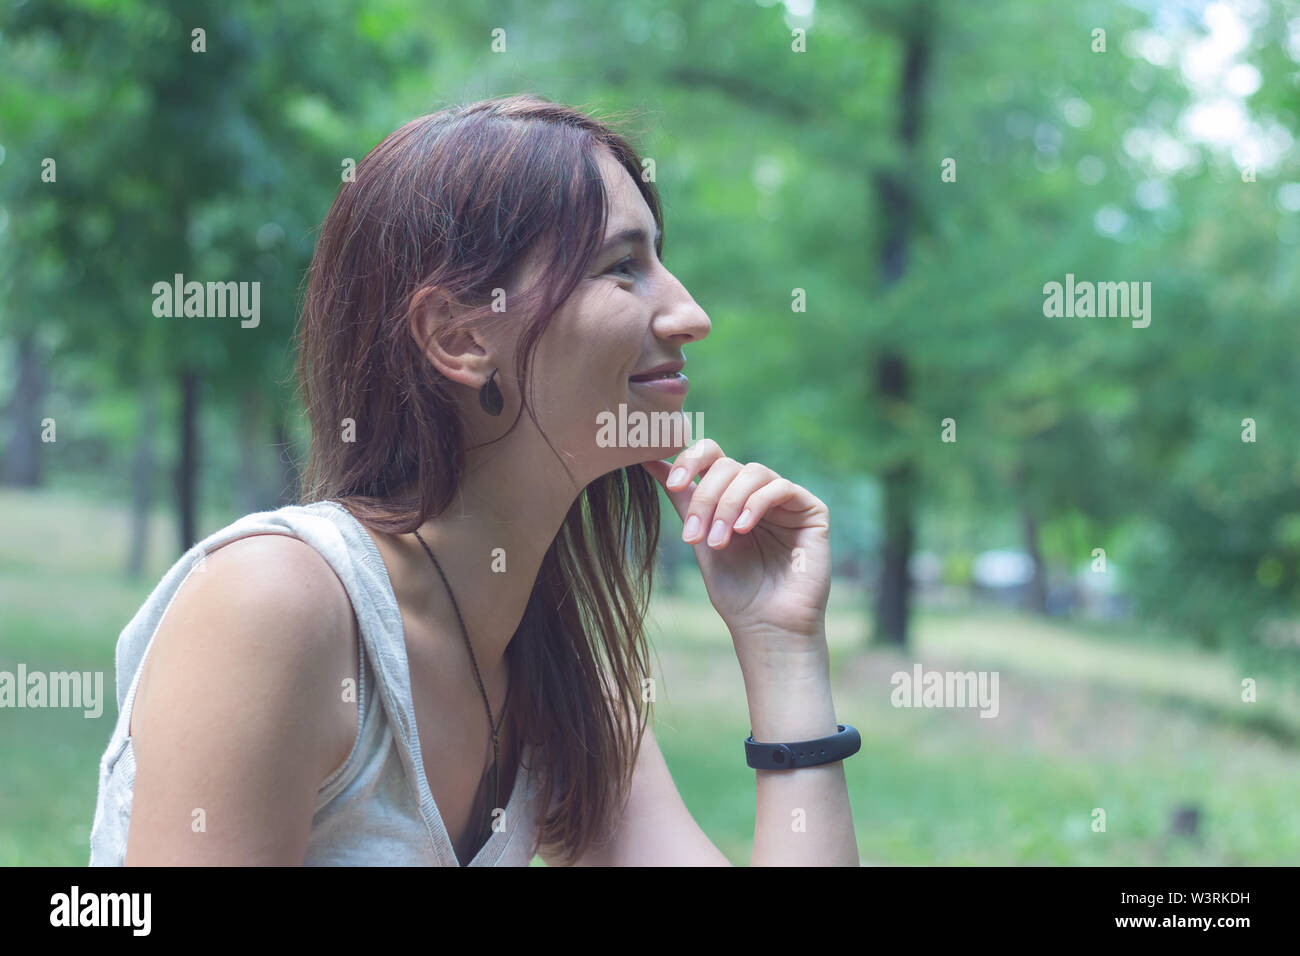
[294,94,664,864]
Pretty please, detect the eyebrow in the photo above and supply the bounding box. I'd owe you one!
[597,225,661,255]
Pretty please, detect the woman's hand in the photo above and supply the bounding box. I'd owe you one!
[641,439,831,658]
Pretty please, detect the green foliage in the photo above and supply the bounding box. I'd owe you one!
[1,0,1297,668]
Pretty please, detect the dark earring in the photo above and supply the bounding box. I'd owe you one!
[479,369,504,416]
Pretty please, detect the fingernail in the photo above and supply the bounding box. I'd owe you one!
[707,519,726,546]
[683,515,701,541]
[734,509,751,529]
[668,467,687,487]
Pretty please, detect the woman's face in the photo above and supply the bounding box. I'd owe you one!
[511,146,711,480]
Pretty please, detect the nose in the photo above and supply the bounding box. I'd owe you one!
[652,267,711,343]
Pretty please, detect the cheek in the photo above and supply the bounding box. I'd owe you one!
[532,288,652,433]
[554,293,644,382]
[527,324,619,428]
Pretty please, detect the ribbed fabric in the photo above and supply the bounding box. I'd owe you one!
[88,499,543,866]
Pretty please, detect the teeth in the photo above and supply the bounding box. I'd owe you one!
[632,370,679,381]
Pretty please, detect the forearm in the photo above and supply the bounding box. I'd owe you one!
[739,634,860,866]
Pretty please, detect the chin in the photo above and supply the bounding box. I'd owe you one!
[598,403,702,468]
[593,403,698,461]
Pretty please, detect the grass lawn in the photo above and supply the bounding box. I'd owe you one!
[2,487,1297,865]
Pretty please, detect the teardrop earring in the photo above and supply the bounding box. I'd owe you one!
[479,369,504,416]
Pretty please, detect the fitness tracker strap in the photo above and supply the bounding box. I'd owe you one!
[745,723,861,770]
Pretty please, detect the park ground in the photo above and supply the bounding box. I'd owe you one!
[2,487,1297,865]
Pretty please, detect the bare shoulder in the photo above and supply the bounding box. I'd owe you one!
[188,532,357,626]
[130,532,358,736]
[125,531,360,864]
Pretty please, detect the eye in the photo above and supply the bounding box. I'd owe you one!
[607,256,636,279]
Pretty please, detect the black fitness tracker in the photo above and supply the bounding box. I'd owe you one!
[745,723,861,770]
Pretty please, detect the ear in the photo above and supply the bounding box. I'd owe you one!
[406,285,494,389]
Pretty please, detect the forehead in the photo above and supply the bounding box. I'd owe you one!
[594,147,654,233]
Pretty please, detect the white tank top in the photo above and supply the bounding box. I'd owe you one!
[88,499,545,866]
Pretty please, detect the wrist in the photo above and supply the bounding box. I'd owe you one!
[736,630,830,690]
[731,622,828,668]
[741,657,838,742]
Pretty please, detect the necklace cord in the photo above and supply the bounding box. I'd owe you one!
[412,528,508,851]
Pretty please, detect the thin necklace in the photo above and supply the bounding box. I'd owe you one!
[412,528,510,856]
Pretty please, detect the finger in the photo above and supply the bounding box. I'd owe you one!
[665,438,724,492]
[732,477,807,532]
[640,460,693,523]
[699,462,780,549]
[680,456,744,545]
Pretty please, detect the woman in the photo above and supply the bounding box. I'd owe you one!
[89,93,859,866]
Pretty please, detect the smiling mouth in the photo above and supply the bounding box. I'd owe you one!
[628,366,690,396]
[628,370,685,382]
[629,361,686,382]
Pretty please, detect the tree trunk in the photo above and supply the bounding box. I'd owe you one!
[2,331,47,487]
[125,382,159,577]
[870,12,931,648]
[176,367,200,552]
[876,463,915,645]
[1020,506,1049,614]
[874,354,915,646]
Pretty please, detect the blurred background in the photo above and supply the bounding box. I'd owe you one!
[1,0,1298,865]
